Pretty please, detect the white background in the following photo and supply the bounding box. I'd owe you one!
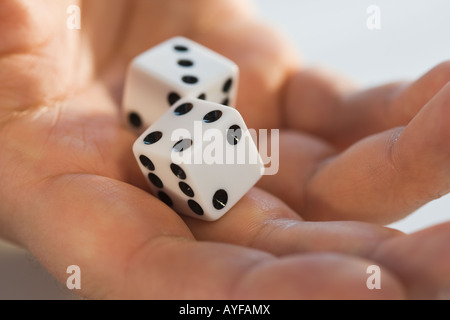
[1,0,450,299]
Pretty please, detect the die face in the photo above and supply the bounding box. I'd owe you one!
[133,98,264,221]
[123,36,239,134]
[134,142,203,219]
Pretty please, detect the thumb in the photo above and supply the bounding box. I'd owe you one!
[0,0,81,111]
[0,0,69,53]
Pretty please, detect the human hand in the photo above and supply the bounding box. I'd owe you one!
[1,0,450,299]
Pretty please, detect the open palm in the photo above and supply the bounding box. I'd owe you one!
[1,0,450,299]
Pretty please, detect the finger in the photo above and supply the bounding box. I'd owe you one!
[284,67,359,147]
[277,83,450,224]
[4,173,404,299]
[116,0,256,60]
[185,188,401,257]
[108,0,300,130]
[0,0,67,54]
[191,19,300,131]
[284,61,450,148]
[256,130,336,215]
[372,222,450,299]
[0,0,86,112]
[390,61,450,125]
[227,252,404,300]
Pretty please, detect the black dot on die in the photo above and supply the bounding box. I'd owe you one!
[128,112,142,128]
[179,182,194,197]
[139,155,155,171]
[174,45,188,52]
[167,92,181,106]
[143,131,163,145]
[178,59,194,67]
[174,102,193,116]
[158,191,173,207]
[188,199,204,216]
[227,125,242,145]
[182,75,199,84]
[170,163,187,180]
[203,110,223,123]
[213,189,228,210]
[197,93,207,100]
[221,97,230,106]
[173,139,193,152]
[148,173,164,188]
[222,78,233,93]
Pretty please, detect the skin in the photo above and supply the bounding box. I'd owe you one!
[1,0,450,299]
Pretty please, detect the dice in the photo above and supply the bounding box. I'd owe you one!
[133,98,264,221]
[123,36,239,134]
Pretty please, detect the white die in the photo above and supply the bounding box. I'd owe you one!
[133,98,264,221]
[123,36,239,134]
